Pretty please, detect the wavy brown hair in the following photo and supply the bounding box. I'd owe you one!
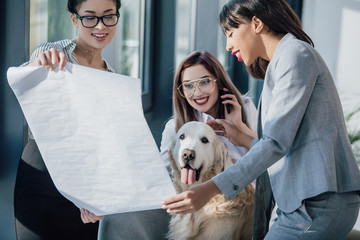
[219,0,313,79]
[173,50,250,132]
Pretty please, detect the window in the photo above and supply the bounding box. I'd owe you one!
[30,0,74,53]
[217,0,230,70]
[114,0,150,111]
[174,0,232,78]
[174,0,197,69]
[115,0,144,80]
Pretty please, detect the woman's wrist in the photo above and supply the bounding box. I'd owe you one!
[207,180,221,196]
[241,134,254,150]
[238,122,257,140]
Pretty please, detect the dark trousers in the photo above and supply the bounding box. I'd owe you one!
[14,140,99,240]
[14,192,99,240]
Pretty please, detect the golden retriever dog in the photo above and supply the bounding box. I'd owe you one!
[167,121,255,240]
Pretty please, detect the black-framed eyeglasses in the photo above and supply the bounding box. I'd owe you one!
[177,77,217,98]
[75,13,120,28]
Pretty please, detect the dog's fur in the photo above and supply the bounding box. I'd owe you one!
[167,121,255,240]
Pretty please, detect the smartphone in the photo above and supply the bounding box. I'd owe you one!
[220,89,231,114]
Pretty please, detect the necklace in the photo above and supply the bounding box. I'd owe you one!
[73,40,94,56]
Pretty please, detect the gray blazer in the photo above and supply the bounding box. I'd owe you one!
[212,33,360,213]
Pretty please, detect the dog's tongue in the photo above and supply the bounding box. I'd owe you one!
[181,167,196,185]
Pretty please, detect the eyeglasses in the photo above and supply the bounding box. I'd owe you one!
[177,77,217,98]
[75,13,120,28]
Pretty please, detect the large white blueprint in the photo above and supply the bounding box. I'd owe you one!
[7,63,175,216]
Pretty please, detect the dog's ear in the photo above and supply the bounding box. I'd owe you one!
[168,137,188,193]
[214,140,233,171]
[168,138,181,180]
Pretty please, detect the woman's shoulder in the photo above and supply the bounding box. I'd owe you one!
[242,95,252,105]
[241,95,258,131]
[160,118,176,151]
[163,118,176,132]
[34,39,74,52]
[271,33,319,72]
[103,59,116,73]
[276,34,315,59]
[242,95,256,111]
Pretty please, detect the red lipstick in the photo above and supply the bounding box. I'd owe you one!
[232,50,242,62]
[194,97,209,106]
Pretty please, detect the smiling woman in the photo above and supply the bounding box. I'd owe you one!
[160,50,258,188]
[14,0,121,239]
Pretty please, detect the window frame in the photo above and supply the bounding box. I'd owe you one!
[140,0,153,112]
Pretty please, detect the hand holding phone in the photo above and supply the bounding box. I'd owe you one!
[220,89,231,114]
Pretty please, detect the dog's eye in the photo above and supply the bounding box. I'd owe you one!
[201,137,209,144]
[179,134,185,140]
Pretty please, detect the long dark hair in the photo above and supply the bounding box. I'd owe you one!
[219,0,313,79]
[68,0,122,14]
[173,50,249,132]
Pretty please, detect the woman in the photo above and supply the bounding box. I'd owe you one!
[162,1,360,239]
[158,50,257,239]
[14,0,121,239]
[160,50,258,176]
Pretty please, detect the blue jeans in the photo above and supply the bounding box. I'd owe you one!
[265,192,360,240]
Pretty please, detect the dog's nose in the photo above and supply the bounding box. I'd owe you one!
[182,149,196,162]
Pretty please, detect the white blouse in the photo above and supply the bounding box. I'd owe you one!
[160,96,258,178]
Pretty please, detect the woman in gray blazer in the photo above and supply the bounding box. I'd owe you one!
[162,0,360,239]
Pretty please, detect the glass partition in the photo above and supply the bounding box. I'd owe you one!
[217,0,229,69]
[115,0,144,81]
[174,0,197,69]
[30,0,73,54]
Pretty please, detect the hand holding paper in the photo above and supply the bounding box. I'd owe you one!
[7,63,175,216]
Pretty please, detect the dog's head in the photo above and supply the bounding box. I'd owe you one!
[169,121,233,186]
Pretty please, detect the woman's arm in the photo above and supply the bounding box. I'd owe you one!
[162,180,221,214]
[24,42,68,70]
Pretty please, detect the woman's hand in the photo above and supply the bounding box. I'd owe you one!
[220,89,257,139]
[207,119,254,150]
[162,180,220,214]
[80,208,103,224]
[220,88,244,128]
[28,48,67,71]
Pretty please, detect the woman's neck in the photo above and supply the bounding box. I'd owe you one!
[206,101,220,119]
[260,33,284,61]
[72,39,106,70]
